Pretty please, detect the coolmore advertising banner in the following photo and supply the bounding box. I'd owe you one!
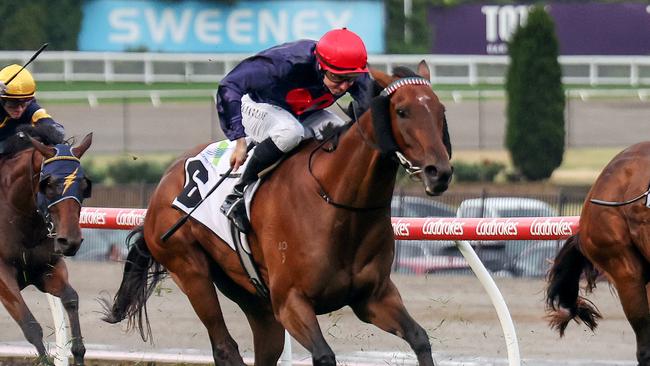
[429,3,650,55]
[79,0,384,53]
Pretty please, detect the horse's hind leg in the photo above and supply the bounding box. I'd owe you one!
[583,224,650,366]
[597,246,650,366]
[0,264,51,364]
[350,279,435,366]
[166,252,245,366]
[39,260,85,366]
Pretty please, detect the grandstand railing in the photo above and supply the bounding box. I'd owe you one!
[1,51,650,86]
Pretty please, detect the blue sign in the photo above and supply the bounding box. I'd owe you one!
[79,0,384,53]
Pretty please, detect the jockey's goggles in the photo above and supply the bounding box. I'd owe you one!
[1,97,33,108]
[325,71,362,84]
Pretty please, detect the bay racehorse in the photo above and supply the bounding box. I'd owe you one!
[546,141,650,365]
[102,61,452,365]
[0,125,92,365]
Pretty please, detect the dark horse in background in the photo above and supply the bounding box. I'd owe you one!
[546,141,650,366]
[103,61,452,366]
[0,125,92,365]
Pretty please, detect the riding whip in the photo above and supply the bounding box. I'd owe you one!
[161,142,254,242]
[5,43,49,85]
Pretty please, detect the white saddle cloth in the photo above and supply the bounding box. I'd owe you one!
[172,140,259,251]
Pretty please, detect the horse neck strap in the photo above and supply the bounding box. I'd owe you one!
[379,77,431,97]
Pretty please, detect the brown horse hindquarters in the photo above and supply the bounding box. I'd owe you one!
[140,146,280,365]
[547,141,650,366]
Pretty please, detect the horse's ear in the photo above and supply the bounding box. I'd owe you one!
[369,67,393,89]
[417,60,431,82]
[72,133,93,158]
[30,137,56,158]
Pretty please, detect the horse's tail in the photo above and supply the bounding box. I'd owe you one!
[545,233,602,336]
[100,225,166,342]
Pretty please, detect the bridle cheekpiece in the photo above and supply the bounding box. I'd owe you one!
[379,76,432,179]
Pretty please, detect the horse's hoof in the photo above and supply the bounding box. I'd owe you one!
[35,355,55,366]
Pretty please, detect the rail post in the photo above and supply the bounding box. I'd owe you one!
[455,240,520,366]
[46,294,69,366]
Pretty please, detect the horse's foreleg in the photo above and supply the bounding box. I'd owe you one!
[0,265,50,361]
[351,280,435,366]
[275,290,336,366]
[40,260,85,366]
[242,308,285,366]
[209,262,285,366]
[167,259,245,366]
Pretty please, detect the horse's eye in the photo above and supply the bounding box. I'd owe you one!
[41,180,59,199]
[396,108,408,118]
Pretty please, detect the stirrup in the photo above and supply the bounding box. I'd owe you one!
[220,189,244,215]
[225,197,251,233]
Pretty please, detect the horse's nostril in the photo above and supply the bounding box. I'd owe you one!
[424,165,438,178]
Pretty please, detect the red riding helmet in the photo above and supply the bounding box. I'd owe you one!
[315,28,368,74]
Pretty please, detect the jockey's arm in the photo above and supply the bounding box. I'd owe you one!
[347,73,373,115]
[216,55,280,143]
[29,101,65,140]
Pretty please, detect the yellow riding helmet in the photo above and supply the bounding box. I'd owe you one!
[0,64,36,99]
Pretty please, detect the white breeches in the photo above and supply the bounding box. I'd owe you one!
[240,94,347,152]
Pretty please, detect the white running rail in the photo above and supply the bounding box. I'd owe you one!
[1,51,649,86]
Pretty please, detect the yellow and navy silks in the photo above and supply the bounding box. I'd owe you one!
[0,101,64,141]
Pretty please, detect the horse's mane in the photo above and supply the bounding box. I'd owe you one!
[326,64,453,156]
[392,66,419,79]
[1,124,65,157]
[330,65,422,147]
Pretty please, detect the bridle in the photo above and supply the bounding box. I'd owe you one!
[308,76,433,211]
[364,77,432,178]
[36,144,92,237]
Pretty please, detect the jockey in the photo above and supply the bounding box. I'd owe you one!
[217,28,372,233]
[0,64,65,149]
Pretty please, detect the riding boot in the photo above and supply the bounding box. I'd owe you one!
[221,138,284,233]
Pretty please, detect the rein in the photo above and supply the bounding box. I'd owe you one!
[6,148,56,237]
[307,134,388,212]
[308,76,431,211]
[351,100,423,180]
[31,150,57,237]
